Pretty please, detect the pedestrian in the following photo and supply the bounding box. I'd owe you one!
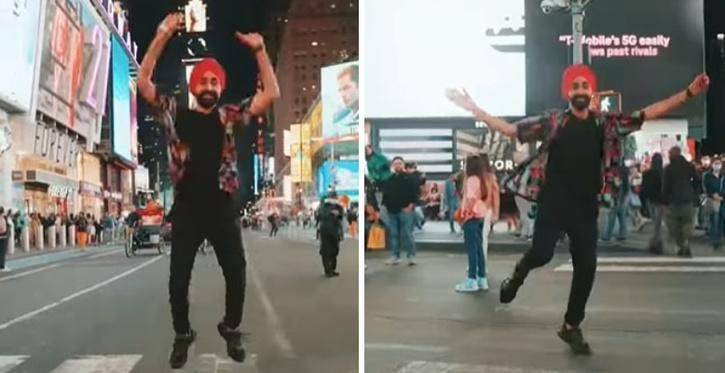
[318,191,345,277]
[268,210,279,237]
[641,153,665,254]
[447,63,708,354]
[0,207,10,272]
[348,202,358,239]
[444,172,460,233]
[601,165,629,242]
[703,157,724,250]
[138,13,279,369]
[405,162,426,230]
[76,213,89,251]
[424,183,442,220]
[664,146,701,257]
[479,153,500,253]
[455,156,490,292]
[382,156,418,266]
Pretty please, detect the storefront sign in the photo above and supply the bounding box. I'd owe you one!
[49,185,72,198]
[80,181,103,197]
[34,121,82,168]
[102,189,122,200]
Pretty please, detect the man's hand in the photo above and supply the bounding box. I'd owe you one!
[235,32,265,52]
[687,73,710,97]
[446,88,480,113]
[157,13,183,37]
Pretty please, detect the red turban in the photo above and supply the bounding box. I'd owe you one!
[561,64,597,101]
[189,58,226,94]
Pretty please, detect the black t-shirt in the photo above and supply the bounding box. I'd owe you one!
[541,113,603,212]
[175,109,229,208]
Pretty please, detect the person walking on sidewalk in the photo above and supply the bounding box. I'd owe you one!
[138,13,279,369]
[0,207,10,272]
[444,172,461,233]
[455,156,491,292]
[318,191,345,277]
[601,165,630,242]
[641,153,665,254]
[703,157,724,250]
[382,157,418,265]
[447,64,709,354]
[76,214,89,251]
[664,147,702,258]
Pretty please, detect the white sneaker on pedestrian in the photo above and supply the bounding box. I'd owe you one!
[384,257,401,265]
[408,257,417,266]
[477,277,489,291]
[0,268,11,273]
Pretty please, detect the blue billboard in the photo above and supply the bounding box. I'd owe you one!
[111,37,132,162]
[317,160,359,201]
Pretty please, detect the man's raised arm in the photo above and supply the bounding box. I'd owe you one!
[236,32,281,115]
[641,73,709,120]
[138,14,183,106]
[446,89,517,139]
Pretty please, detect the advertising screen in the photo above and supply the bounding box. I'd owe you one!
[36,0,111,144]
[111,37,132,162]
[365,0,526,118]
[321,61,359,140]
[0,0,43,112]
[317,160,359,200]
[525,0,705,127]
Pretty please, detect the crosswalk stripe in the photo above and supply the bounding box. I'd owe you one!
[48,355,142,373]
[554,264,725,272]
[575,257,725,264]
[0,356,28,373]
[397,361,584,373]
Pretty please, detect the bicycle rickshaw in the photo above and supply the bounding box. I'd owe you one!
[125,201,169,257]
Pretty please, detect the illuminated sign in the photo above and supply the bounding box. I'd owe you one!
[33,122,82,168]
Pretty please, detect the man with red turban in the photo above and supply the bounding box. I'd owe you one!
[138,13,280,369]
[447,65,709,354]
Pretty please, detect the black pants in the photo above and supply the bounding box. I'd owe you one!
[170,203,247,334]
[0,237,8,269]
[270,224,279,237]
[514,201,598,327]
[320,234,340,274]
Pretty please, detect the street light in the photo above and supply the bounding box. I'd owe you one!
[541,0,594,64]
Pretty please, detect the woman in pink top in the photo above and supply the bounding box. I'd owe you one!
[456,155,490,292]
[479,154,500,260]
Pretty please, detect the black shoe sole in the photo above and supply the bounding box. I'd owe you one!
[217,323,246,363]
[557,330,592,355]
[499,278,520,304]
[169,330,196,369]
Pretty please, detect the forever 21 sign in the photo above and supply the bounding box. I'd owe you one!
[34,122,81,168]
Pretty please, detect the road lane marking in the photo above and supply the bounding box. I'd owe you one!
[197,353,259,373]
[397,361,584,373]
[579,257,725,264]
[0,356,29,373]
[365,343,449,353]
[48,355,142,373]
[554,264,725,272]
[0,255,164,332]
[243,235,296,359]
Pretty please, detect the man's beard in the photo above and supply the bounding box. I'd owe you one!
[196,91,219,109]
[570,94,591,110]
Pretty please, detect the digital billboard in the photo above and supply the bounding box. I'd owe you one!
[321,61,359,140]
[111,37,132,163]
[317,160,359,201]
[0,0,43,112]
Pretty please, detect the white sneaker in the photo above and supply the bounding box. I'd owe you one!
[477,277,489,291]
[384,257,401,265]
[408,257,417,266]
[0,268,11,273]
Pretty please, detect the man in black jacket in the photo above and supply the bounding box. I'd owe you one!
[382,157,418,265]
[641,153,665,254]
[318,192,345,277]
[663,147,701,257]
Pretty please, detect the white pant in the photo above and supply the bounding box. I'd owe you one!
[515,196,534,237]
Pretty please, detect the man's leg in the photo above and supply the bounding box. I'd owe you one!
[386,212,401,261]
[602,207,616,241]
[401,210,417,261]
[617,204,628,239]
[500,207,561,303]
[564,218,598,327]
[0,238,7,269]
[208,216,247,362]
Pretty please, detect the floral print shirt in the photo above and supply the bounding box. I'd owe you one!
[503,109,646,202]
[154,94,254,195]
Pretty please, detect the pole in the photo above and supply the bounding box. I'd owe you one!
[570,0,593,65]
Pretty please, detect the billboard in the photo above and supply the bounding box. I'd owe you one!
[317,160,359,201]
[111,37,132,162]
[0,0,44,112]
[289,124,312,183]
[321,61,359,140]
[36,0,111,146]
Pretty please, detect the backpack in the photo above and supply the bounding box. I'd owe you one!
[0,216,7,236]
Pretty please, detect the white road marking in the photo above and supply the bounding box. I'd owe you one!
[554,264,725,272]
[0,255,164,332]
[586,257,725,264]
[88,249,123,260]
[0,264,62,283]
[0,356,29,373]
[243,235,296,359]
[196,353,259,373]
[48,355,142,373]
[365,343,449,353]
[397,361,583,373]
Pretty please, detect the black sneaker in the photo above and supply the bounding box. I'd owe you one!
[217,322,246,363]
[169,329,196,369]
[332,271,340,277]
[499,276,523,304]
[557,324,592,355]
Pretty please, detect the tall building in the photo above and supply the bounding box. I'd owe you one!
[272,0,358,178]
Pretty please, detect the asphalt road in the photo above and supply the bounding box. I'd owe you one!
[0,228,358,373]
[365,250,725,373]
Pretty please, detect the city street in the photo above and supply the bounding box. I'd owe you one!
[0,228,358,373]
[365,246,725,373]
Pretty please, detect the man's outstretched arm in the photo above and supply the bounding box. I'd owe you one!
[641,73,709,120]
[446,89,517,139]
[236,33,281,115]
[138,14,182,106]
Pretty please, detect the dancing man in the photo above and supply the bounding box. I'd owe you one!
[447,64,708,354]
[138,13,279,369]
